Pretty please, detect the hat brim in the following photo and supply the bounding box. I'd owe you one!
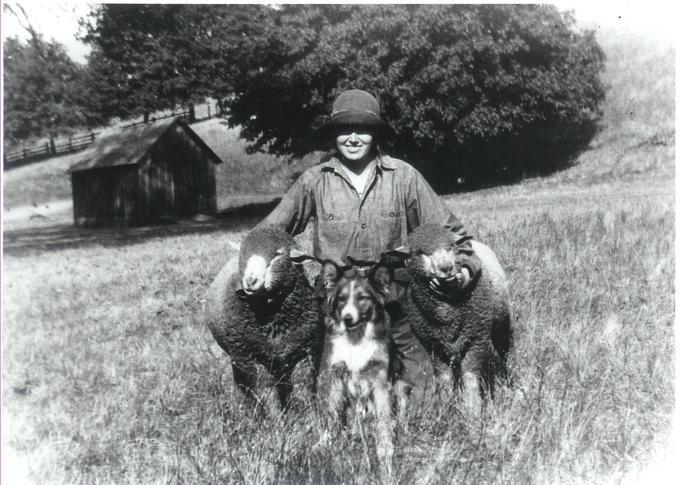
[314,112,396,140]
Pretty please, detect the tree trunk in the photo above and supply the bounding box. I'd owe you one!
[188,104,196,123]
[49,134,57,155]
[144,112,150,123]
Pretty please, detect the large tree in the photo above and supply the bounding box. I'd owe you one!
[3,36,97,146]
[80,3,269,121]
[226,4,606,189]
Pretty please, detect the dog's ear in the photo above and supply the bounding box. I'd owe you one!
[289,246,317,265]
[370,264,394,298]
[381,245,412,265]
[317,260,342,292]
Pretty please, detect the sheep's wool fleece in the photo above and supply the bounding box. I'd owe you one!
[205,227,324,382]
[404,225,512,376]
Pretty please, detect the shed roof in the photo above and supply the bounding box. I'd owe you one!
[68,118,222,173]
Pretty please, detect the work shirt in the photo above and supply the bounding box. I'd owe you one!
[256,152,480,276]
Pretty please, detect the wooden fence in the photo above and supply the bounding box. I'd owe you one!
[120,110,191,130]
[3,102,222,169]
[4,131,98,167]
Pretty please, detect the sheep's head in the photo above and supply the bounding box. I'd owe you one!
[387,224,460,285]
[238,227,308,297]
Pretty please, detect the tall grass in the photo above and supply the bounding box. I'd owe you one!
[2,186,673,484]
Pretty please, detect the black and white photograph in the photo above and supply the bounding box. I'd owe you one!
[1,1,675,483]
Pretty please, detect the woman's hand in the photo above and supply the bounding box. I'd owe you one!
[429,267,471,293]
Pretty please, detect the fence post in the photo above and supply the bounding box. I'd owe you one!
[23,148,28,160]
[207,103,211,119]
[69,136,73,152]
[90,132,95,143]
[45,142,50,155]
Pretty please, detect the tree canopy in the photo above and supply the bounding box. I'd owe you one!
[226,4,606,189]
[80,3,269,121]
[3,36,98,145]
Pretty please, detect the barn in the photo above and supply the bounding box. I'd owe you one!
[68,118,222,227]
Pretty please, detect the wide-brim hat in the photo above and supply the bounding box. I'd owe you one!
[314,89,396,140]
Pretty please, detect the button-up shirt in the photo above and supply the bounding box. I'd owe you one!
[256,153,480,275]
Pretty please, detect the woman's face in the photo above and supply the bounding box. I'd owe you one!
[335,128,374,162]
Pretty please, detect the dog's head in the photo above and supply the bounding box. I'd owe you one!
[320,260,393,341]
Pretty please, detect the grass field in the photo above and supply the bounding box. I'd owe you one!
[2,27,675,484]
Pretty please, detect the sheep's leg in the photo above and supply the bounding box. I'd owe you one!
[308,348,323,399]
[460,355,483,419]
[275,369,294,410]
[372,377,395,481]
[433,357,455,398]
[231,360,264,414]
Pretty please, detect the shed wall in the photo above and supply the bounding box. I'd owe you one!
[72,166,139,226]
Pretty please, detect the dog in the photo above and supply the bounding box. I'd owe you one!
[317,260,396,476]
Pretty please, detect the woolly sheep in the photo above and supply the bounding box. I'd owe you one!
[205,226,324,412]
[396,224,512,413]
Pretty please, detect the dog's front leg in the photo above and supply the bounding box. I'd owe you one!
[372,375,395,480]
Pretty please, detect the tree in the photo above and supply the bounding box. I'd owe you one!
[226,4,606,189]
[3,36,97,146]
[80,4,270,122]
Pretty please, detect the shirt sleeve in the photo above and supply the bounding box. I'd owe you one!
[253,171,315,236]
[406,169,481,278]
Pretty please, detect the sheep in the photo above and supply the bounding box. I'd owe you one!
[393,224,512,415]
[205,226,324,413]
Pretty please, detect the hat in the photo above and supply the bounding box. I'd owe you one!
[315,89,396,139]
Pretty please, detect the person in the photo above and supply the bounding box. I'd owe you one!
[255,89,481,401]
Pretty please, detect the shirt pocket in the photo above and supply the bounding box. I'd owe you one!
[318,212,350,246]
[376,209,403,250]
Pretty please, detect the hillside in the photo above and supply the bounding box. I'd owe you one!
[2,28,674,230]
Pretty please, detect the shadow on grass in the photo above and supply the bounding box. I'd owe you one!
[3,198,281,257]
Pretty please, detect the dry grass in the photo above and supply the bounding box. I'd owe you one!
[2,184,673,484]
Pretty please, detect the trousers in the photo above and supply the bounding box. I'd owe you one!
[383,278,436,404]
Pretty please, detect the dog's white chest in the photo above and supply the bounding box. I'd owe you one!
[328,326,386,374]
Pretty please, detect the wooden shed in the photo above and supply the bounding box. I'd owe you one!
[68,118,222,227]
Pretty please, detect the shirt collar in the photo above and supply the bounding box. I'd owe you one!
[320,152,397,173]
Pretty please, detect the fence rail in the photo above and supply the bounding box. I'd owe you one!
[120,110,190,130]
[3,102,221,169]
[4,131,98,166]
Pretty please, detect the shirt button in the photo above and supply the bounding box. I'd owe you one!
[361,223,367,229]
[390,211,395,217]
[329,214,334,220]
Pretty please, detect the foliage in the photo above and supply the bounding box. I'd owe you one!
[226,4,607,190]
[80,4,269,121]
[3,36,100,144]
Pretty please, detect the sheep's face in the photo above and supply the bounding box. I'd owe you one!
[241,248,291,296]
[406,224,460,284]
[238,229,298,296]
[418,244,458,280]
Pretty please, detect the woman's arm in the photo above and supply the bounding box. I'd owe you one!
[253,172,315,236]
[406,170,481,279]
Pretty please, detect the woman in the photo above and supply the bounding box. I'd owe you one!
[253,89,481,401]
